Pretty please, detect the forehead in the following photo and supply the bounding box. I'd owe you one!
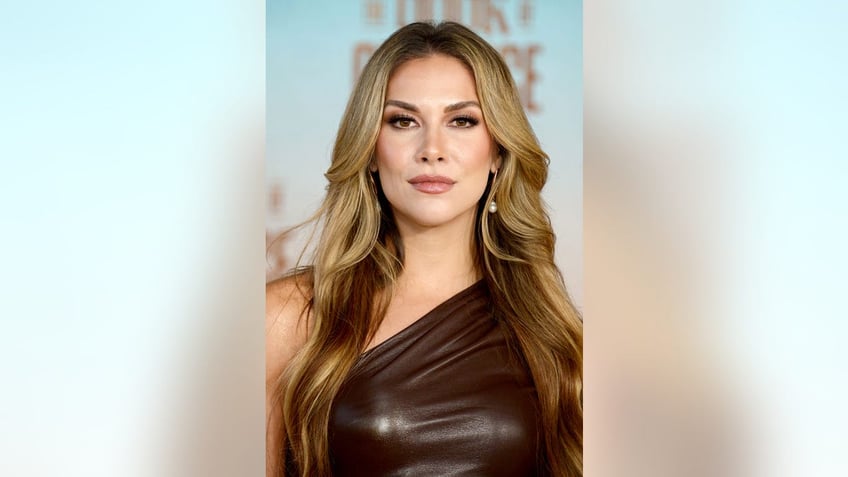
[386,54,479,101]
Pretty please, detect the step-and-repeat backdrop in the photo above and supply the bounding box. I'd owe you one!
[267,0,582,306]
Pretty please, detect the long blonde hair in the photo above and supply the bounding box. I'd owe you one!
[272,21,582,477]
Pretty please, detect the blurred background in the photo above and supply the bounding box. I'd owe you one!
[585,1,847,476]
[2,1,846,476]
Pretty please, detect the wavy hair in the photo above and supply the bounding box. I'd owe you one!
[271,21,582,477]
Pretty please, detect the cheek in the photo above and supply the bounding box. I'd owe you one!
[374,131,406,172]
[468,133,497,171]
[373,137,407,203]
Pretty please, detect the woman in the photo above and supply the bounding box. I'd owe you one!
[267,21,582,477]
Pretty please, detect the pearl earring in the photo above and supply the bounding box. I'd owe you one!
[488,167,500,214]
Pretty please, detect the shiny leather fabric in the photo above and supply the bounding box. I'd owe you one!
[329,281,540,476]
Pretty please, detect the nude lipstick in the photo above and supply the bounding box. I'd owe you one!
[408,175,455,194]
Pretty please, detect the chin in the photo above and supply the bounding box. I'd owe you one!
[395,206,478,230]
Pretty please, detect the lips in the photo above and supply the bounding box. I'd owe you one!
[408,175,456,194]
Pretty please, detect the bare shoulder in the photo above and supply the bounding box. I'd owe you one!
[266,275,312,475]
[266,274,312,385]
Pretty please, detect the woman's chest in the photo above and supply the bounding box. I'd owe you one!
[329,314,540,476]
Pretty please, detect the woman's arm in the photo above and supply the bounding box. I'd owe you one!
[266,277,311,477]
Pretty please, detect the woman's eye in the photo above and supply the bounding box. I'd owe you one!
[388,116,416,128]
[452,116,479,128]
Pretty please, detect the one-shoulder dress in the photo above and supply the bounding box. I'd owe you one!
[328,280,541,476]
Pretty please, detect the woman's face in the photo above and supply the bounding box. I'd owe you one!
[372,54,499,234]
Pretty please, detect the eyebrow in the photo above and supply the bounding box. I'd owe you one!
[384,99,481,113]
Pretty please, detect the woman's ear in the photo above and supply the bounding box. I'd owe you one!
[492,145,505,172]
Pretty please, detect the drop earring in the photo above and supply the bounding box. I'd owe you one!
[488,167,499,214]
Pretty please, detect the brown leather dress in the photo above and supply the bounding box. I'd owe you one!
[328,281,541,476]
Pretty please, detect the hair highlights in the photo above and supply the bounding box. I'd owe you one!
[270,21,582,477]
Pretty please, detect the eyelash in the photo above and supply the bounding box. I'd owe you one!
[451,115,479,127]
[386,114,480,128]
[387,114,416,128]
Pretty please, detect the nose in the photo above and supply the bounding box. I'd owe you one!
[418,126,445,163]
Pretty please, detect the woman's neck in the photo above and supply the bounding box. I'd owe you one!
[395,217,479,296]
